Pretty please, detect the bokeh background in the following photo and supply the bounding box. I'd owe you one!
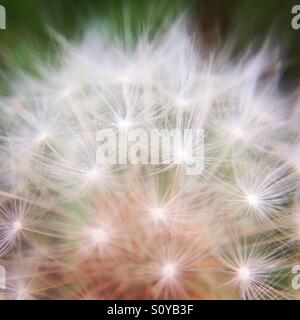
[0,0,299,92]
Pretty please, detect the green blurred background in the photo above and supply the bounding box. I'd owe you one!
[0,0,300,91]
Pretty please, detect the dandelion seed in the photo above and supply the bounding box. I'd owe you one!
[12,219,23,234]
[231,126,244,138]
[88,227,109,247]
[85,168,101,181]
[237,266,251,283]
[246,193,261,208]
[174,149,191,164]
[35,130,50,143]
[161,262,178,281]
[150,207,166,223]
[117,119,131,128]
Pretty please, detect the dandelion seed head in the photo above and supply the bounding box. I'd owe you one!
[0,15,298,300]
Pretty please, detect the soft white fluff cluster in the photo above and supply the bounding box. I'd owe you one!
[0,20,300,300]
